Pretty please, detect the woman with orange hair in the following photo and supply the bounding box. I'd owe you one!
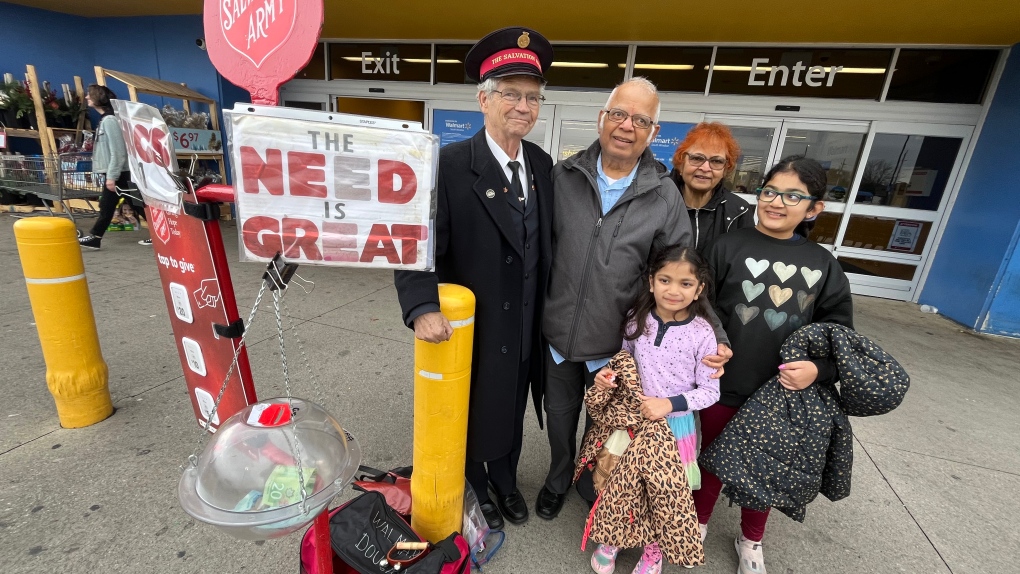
[670,123,753,252]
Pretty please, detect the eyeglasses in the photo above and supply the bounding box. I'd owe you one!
[756,186,816,206]
[491,90,546,108]
[684,153,727,171]
[603,108,655,130]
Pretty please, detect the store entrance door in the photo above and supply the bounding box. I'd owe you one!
[705,115,973,300]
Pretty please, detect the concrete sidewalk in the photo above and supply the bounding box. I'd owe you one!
[0,215,1016,574]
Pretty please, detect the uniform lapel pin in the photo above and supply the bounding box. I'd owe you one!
[485,189,496,198]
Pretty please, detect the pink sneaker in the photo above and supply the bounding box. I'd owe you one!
[631,544,662,574]
[591,544,620,574]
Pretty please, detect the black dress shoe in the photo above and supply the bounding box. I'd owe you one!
[489,486,529,525]
[479,501,504,530]
[535,486,566,520]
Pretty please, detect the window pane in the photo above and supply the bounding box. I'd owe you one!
[546,45,628,89]
[724,126,775,193]
[807,211,841,246]
[632,46,712,93]
[859,134,962,210]
[335,97,425,124]
[887,49,999,104]
[329,43,432,82]
[779,129,866,203]
[711,48,892,99]
[435,44,471,84]
[558,120,597,160]
[295,43,326,80]
[838,256,917,282]
[842,216,931,255]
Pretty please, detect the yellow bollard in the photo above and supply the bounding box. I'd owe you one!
[410,283,475,543]
[14,218,112,428]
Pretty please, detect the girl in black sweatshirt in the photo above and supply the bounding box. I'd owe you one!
[696,156,854,574]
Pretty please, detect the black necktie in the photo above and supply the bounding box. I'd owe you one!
[508,160,525,204]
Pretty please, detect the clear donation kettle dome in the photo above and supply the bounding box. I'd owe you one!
[178,398,361,540]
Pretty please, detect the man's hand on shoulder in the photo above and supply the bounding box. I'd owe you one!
[413,311,453,343]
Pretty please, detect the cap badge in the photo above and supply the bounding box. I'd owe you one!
[517,32,530,48]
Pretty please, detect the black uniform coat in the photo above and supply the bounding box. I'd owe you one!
[394,128,554,462]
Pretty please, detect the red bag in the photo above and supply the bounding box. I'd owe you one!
[351,465,412,517]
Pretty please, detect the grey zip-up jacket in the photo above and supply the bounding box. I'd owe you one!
[93,113,128,179]
[544,140,727,362]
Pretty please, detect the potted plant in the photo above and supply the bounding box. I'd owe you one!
[0,81,36,129]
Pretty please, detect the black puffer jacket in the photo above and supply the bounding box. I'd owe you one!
[698,323,909,522]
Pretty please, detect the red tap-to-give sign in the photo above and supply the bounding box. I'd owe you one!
[204,0,323,105]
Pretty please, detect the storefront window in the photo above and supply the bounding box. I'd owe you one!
[328,43,432,82]
[859,134,962,210]
[295,43,326,80]
[558,120,597,160]
[838,256,918,282]
[887,49,999,104]
[725,126,775,193]
[807,212,841,246]
[546,45,628,90]
[335,97,425,124]
[434,44,472,84]
[632,47,713,93]
[779,129,866,203]
[710,48,893,99]
[841,216,932,255]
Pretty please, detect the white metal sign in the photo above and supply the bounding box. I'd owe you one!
[226,105,439,270]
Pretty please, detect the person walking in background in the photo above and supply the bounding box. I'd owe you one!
[669,122,753,253]
[78,84,150,250]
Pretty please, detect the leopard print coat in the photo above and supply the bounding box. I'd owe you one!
[574,350,705,567]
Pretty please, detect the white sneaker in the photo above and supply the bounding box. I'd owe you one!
[734,535,766,574]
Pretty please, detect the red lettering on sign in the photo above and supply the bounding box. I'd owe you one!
[360,223,401,264]
[390,224,428,265]
[241,146,285,195]
[242,215,283,258]
[288,151,327,198]
[282,217,322,260]
[378,160,417,205]
[131,124,172,167]
[322,222,359,262]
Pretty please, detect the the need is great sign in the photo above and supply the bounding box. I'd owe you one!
[226,107,439,270]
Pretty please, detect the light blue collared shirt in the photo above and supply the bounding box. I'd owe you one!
[595,152,639,215]
[547,154,638,372]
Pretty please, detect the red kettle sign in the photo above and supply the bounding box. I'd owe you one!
[204,0,323,105]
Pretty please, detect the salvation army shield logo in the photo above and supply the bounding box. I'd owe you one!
[204,0,323,105]
[150,207,172,245]
[219,0,298,68]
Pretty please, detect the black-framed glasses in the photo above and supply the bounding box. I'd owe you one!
[491,89,545,108]
[757,186,816,206]
[684,153,727,170]
[603,108,655,129]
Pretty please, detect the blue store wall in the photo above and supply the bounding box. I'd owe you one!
[920,45,1020,336]
[1,2,248,163]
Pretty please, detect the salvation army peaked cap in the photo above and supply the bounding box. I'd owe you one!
[464,27,554,83]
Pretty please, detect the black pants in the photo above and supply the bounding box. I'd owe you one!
[90,171,145,237]
[465,357,531,505]
[542,348,597,495]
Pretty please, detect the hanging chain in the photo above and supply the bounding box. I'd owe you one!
[273,287,310,516]
[281,294,328,413]
[185,280,270,469]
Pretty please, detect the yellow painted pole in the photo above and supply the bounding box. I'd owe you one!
[14,218,112,428]
[411,283,475,543]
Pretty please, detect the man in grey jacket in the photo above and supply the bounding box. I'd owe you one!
[535,78,731,519]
